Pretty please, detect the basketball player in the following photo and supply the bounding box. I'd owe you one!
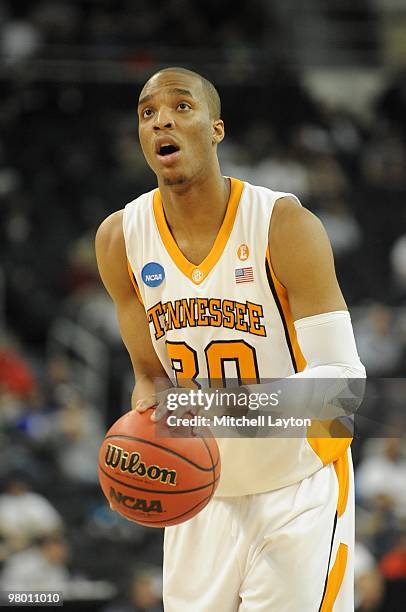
[95,67,366,611]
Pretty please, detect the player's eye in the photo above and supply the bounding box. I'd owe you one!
[142,108,153,118]
[177,102,191,111]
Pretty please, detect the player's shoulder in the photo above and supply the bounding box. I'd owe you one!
[95,209,130,293]
[95,209,124,254]
[268,191,333,284]
[270,192,324,248]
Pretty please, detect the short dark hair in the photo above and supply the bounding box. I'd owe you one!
[148,67,221,120]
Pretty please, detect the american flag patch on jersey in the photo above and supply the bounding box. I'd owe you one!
[235,266,254,283]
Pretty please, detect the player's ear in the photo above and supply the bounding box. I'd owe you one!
[212,119,225,145]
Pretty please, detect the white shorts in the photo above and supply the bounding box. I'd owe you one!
[163,449,354,612]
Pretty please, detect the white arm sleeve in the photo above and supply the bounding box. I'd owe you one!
[246,310,366,420]
[294,310,366,379]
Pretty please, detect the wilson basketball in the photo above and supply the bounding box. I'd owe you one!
[98,408,221,527]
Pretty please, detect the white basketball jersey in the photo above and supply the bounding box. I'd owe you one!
[123,178,351,496]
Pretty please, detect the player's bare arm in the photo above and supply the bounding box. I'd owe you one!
[269,196,347,320]
[95,211,171,408]
[239,195,365,423]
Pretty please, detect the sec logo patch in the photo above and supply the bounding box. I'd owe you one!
[141,262,165,287]
[191,268,204,283]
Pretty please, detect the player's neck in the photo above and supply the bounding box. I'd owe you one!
[158,169,230,238]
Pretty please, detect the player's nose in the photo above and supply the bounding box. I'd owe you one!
[153,108,174,131]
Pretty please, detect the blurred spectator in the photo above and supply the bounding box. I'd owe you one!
[53,387,104,484]
[354,305,404,376]
[0,533,69,591]
[61,228,121,343]
[0,475,63,553]
[355,541,385,611]
[379,526,406,610]
[361,131,406,189]
[380,528,406,581]
[390,234,406,295]
[377,67,406,136]
[326,109,363,157]
[307,154,349,202]
[218,141,256,186]
[102,565,163,612]
[0,337,36,399]
[1,19,42,62]
[65,230,100,294]
[356,438,406,520]
[31,1,81,46]
[318,199,362,258]
[252,149,309,199]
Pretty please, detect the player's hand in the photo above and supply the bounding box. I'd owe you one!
[132,376,171,416]
[136,387,203,422]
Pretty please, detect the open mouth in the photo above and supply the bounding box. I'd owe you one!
[158,144,179,156]
[155,141,181,166]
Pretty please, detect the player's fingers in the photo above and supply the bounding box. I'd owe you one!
[151,400,167,421]
[151,388,180,420]
[135,397,158,412]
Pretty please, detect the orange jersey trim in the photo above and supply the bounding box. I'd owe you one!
[127,260,144,305]
[265,247,306,373]
[320,543,348,612]
[153,177,244,285]
[307,421,352,471]
[333,451,350,518]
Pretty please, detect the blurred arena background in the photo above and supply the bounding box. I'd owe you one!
[1,1,406,610]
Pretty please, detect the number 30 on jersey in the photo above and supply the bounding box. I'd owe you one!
[166,340,260,388]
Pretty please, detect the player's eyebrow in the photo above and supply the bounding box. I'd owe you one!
[138,94,153,107]
[138,88,195,107]
[169,88,194,98]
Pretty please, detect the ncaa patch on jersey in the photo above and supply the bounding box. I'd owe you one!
[141,262,165,287]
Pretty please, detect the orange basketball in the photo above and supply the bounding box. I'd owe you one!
[98,408,221,527]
